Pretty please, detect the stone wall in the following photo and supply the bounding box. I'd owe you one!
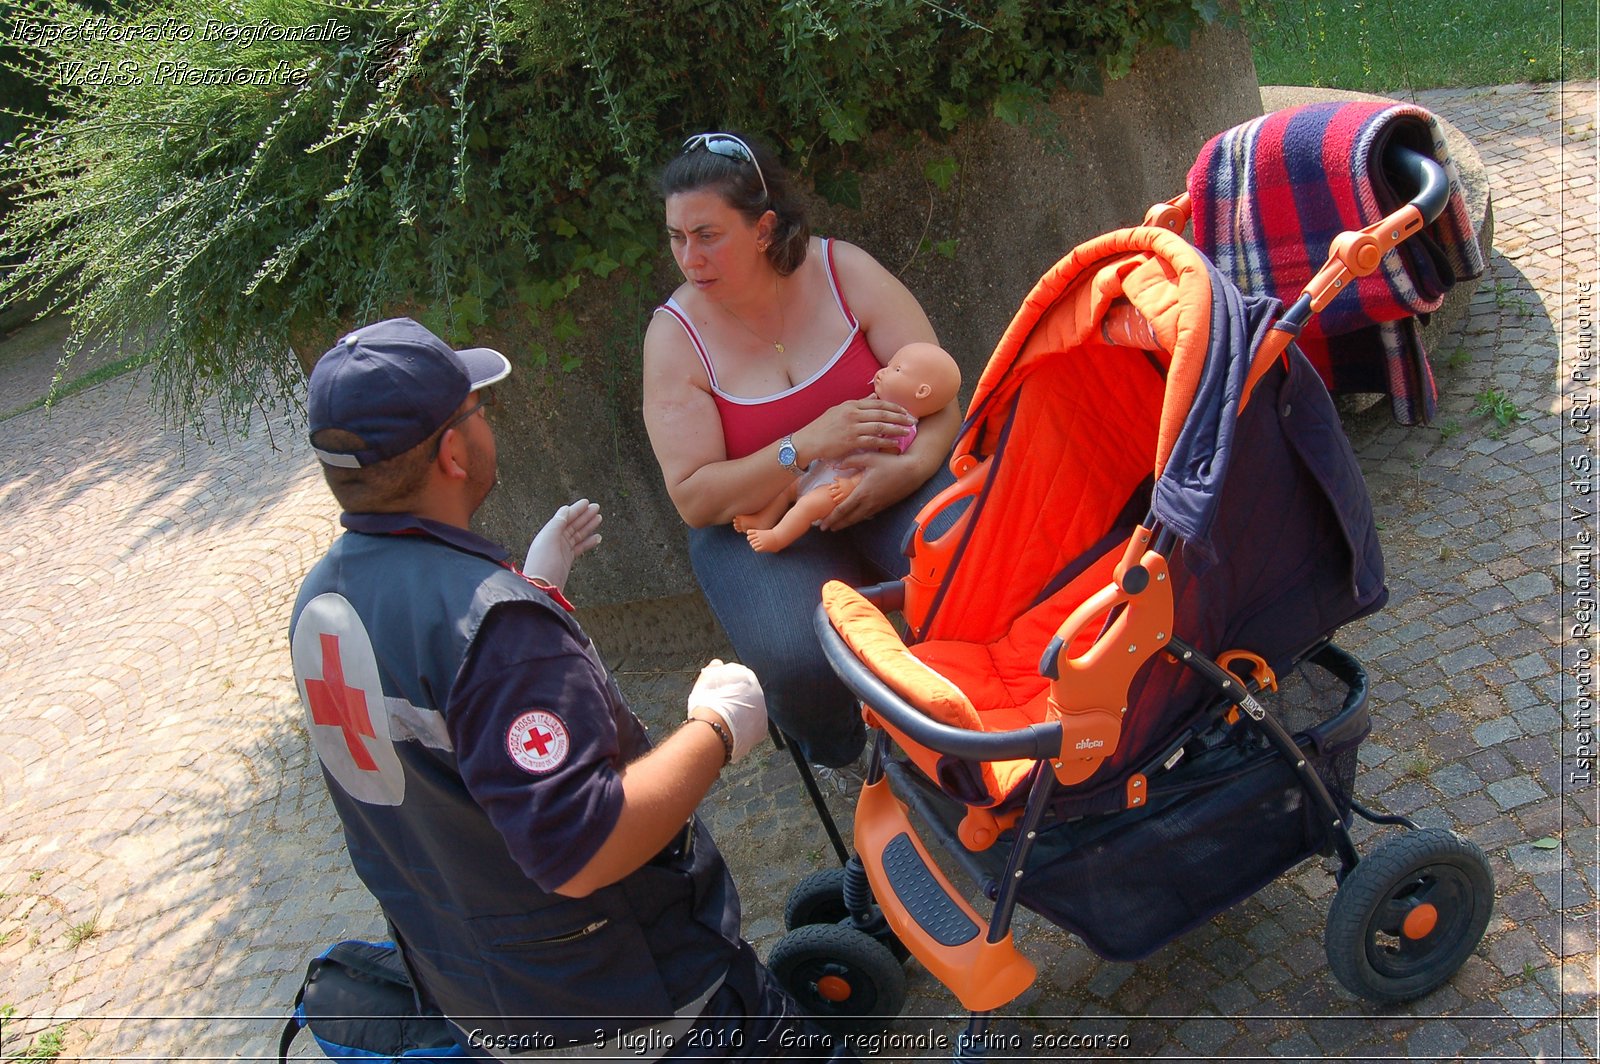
[477,19,1266,609]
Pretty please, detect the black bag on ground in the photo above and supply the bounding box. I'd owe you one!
[278,939,464,1062]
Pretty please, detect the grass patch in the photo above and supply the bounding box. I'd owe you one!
[1493,279,1539,320]
[0,351,152,421]
[10,1027,66,1062]
[0,1005,66,1062]
[1247,0,1596,90]
[1474,387,1533,438]
[1474,387,1532,427]
[63,917,100,949]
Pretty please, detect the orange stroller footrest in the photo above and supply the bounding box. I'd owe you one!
[853,778,1036,1012]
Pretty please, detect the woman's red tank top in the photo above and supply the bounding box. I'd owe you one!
[655,239,880,459]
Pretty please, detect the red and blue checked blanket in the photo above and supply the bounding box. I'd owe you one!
[1187,102,1484,425]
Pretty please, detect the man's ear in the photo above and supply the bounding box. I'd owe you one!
[435,428,469,481]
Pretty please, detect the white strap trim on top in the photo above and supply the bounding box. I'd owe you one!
[654,298,718,388]
[821,236,860,329]
[654,240,862,407]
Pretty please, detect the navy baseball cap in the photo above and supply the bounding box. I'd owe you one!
[308,317,512,468]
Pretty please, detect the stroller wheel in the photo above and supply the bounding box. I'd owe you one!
[786,863,913,962]
[785,867,850,930]
[1325,827,1494,1003]
[768,923,907,1034]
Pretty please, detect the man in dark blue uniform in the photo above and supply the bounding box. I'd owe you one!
[289,318,851,1060]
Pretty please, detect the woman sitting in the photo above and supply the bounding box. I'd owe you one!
[642,131,959,769]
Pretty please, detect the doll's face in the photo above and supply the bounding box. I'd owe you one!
[873,343,961,417]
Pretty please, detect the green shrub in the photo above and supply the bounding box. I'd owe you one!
[1,0,1217,431]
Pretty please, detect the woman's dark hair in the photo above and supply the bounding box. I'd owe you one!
[660,131,810,276]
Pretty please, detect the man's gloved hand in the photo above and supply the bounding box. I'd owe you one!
[687,660,768,763]
[523,499,603,589]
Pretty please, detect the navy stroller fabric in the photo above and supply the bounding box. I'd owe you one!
[917,230,1387,818]
[1059,319,1387,819]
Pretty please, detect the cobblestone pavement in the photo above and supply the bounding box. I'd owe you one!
[0,82,1593,1062]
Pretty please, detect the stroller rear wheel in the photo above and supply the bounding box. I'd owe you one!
[1325,827,1494,1003]
[768,923,907,1034]
[785,860,912,961]
[785,867,850,930]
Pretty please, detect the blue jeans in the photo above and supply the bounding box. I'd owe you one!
[688,468,954,767]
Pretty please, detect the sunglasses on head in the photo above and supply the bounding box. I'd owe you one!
[682,132,770,202]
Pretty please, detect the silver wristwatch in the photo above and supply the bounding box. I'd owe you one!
[777,434,802,475]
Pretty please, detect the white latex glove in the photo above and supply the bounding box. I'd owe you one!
[687,659,768,764]
[523,499,603,589]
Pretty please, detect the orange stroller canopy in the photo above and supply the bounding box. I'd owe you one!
[829,223,1386,814]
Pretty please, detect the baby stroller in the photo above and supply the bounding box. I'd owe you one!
[766,142,1494,1052]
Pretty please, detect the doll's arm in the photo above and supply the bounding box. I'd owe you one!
[825,470,865,506]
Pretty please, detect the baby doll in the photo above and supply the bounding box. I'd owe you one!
[735,341,961,553]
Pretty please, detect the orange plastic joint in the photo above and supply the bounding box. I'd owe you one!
[1046,551,1174,787]
[1125,772,1148,809]
[1217,649,1278,692]
[1046,706,1124,785]
[959,806,1023,852]
[1302,204,1426,314]
[1113,525,1156,587]
[1143,193,1192,233]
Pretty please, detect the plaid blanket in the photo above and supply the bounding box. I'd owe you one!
[1187,102,1484,425]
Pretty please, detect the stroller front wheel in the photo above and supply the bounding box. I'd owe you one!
[1324,827,1494,1003]
[768,923,907,1034]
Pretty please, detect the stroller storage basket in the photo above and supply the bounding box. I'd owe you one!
[1015,645,1370,961]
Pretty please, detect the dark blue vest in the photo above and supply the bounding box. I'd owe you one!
[290,525,740,1050]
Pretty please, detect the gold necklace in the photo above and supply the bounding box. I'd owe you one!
[722,278,786,354]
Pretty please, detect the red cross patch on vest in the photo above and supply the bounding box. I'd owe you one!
[292,593,407,806]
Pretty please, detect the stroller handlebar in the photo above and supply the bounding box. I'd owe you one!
[1387,143,1451,225]
[814,584,1066,762]
[1272,143,1451,336]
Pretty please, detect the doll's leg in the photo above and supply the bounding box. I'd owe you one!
[746,488,840,553]
[732,483,797,533]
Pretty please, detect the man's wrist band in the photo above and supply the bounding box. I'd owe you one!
[690,715,734,766]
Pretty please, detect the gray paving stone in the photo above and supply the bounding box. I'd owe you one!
[1473,716,1523,745]
[1441,643,1498,673]
[1403,1019,1470,1059]
[1429,761,1485,797]
[1488,775,1549,809]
